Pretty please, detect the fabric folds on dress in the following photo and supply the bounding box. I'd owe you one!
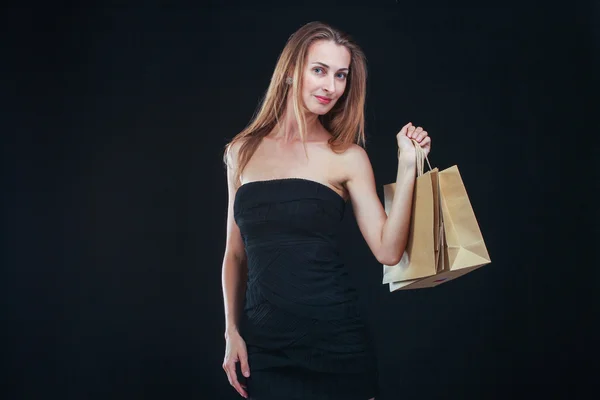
[234,178,378,400]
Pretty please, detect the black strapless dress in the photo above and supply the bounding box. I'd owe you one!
[234,178,378,400]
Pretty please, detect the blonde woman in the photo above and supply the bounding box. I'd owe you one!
[221,21,431,400]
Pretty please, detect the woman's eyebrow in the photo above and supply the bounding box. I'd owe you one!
[311,61,349,72]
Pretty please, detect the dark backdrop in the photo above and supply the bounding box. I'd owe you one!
[3,1,596,399]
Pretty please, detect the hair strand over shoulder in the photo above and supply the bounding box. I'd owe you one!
[223,21,368,188]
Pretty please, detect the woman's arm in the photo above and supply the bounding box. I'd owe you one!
[221,142,252,397]
[343,145,415,266]
[343,124,429,266]
[221,143,248,337]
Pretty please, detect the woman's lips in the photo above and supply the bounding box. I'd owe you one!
[315,96,332,105]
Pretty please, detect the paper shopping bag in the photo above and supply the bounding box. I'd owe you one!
[382,140,443,284]
[437,165,491,272]
[384,142,491,291]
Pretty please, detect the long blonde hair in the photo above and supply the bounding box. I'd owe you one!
[223,21,368,188]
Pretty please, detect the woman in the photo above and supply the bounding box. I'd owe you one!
[221,21,431,399]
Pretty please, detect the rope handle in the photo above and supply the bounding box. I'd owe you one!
[398,140,432,177]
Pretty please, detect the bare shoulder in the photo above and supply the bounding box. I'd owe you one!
[337,143,371,179]
[339,143,368,160]
[225,137,248,169]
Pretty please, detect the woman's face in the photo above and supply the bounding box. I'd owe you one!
[300,40,351,115]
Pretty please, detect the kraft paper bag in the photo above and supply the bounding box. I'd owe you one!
[382,140,443,284]
[438,165,491,272]
[384,142,491,291]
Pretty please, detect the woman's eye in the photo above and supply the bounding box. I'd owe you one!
[337,73,347,79]
[314,67,323,74]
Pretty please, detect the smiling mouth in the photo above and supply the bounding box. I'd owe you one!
[315,96,332,104]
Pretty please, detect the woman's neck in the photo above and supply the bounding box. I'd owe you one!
[270,94,321,143]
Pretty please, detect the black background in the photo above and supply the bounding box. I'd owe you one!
[3,1,597,399]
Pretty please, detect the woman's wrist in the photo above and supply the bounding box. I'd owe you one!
[396,157,416,180]
[225,321,240,338]
[398,151,416,168]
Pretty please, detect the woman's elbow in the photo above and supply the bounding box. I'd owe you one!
[377,251,403,266]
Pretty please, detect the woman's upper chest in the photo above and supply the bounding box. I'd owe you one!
[246,139,340,178]
[243,138,348,196]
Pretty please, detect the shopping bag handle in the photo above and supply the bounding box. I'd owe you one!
[411,139,432,177]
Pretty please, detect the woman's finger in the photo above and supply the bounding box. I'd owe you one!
[230,364,248,398]
[415,130,428,142]
[223,362,233,386]
[398,122,412,136]
[420,136,431,154]
[239,350,251,378]
[409,126,421,139]
[224,361,248,398]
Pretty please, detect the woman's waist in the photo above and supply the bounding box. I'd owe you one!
[243,288,361,323]
[245,256,349,287]
[244,234,337,249]
[244,237,343,267]
[244,274,359,320]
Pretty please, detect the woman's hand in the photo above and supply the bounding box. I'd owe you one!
[396,122,431,162]
[223,330,250,398]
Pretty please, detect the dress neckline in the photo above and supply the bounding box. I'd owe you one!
[238,178,346,202]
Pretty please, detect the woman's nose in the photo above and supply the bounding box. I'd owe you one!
[323,77,335,92]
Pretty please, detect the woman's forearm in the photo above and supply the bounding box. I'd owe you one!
[379,159,416,265]
[222,253,247,337]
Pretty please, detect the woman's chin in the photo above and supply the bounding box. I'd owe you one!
[307,106,333,116]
